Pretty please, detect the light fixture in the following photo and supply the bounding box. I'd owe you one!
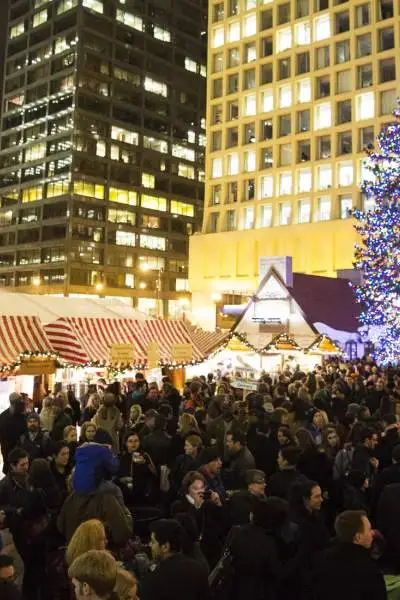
[95,282,104,292]
[178,297,190,307]
[140,264,150,272]
[32,277,41,287]
[211,292,222,302]
[139,282,147,289]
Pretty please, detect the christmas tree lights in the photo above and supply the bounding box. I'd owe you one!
[353,102,400,365]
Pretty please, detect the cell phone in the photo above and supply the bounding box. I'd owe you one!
[203,490,212,501]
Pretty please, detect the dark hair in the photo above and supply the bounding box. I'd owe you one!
[194,408,207,426]
[7,447,28,466]
[253,497,288,531]
[124,431,140,446]
[181,470,205,494]
[383,414,397,426]
[226,430,247,446]
[150,519,185,553]
[0,554,14,568]
[335,510,367,543]
[295,428,316,450]
[290,479,319,511]
[278,425,295,445]
[30,458,57,489]
[360,427,376,443]
[392,444,400,463]
[52,440,69,456]
[280,445,302,467]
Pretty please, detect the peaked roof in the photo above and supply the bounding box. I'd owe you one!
[290,273,361,332]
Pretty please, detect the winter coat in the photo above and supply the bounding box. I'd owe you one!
[92,406,123,453]
[141,552,210,600]
[0,409,26,472]
[51,411,72,442]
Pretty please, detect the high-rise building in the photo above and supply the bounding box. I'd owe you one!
[189,0,399,329]
[0,0,207,318]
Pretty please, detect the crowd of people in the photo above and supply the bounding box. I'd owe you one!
[0,358,400,599]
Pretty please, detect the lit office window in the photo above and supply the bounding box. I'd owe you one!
[295,22,311,45]
[228,21,241,42]
[277,28,292,52]
[141,194,167,211]
[143,136,168,154]
[244,14,257,37]
[154,26,171,42]
[185,57,197,73]
[144,77,168,97]
[228,153,240,175]
[176,279,189,292]
[279,172,292,195]
[212,157,223,178]
[74,181,105,199]
[244,94,257,116]
[315,102,332,129]
[260,204,273,227]
[22,186,43,203]
[340,195,352,218]
[116,231,136,247]
[10,22,25,39]
[261,175,273,198]
[96,141,106,158]
[314,15,331,41]
[213,27,225,48]
[298,199,311,223]
[298,169,312,193]
[83,0,103,13]
[178,163,195,179]
[317,196,331,221]
[171,201,194,217]
[279,84,292,108]
[109,187,137,206]
[57,0,78,15]
[318,165,332,190]
[356,92,375,120]
[140,235,166,251]
[261,89,274,112]
[116,8,143,30]
[244,150,256,172]
[32,9,47,27]
[25,144,46,161]
[279,202,292,225]
[47,180,69,198]
[298,79,311,103]
[243,207,255,229]
[338,162,354,186]
[172,145,195,162]
[142,173,155,189]
[111,126,139,145]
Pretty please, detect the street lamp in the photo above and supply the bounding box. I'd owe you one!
[95,282,104,293]
[32,277,41,288]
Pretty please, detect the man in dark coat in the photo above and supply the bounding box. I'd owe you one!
[141,519,210,600]
[371,443,400,517]
[377,481,400,570]
[223,430,256,490]
[267,445,304,500]
[0,394,26,474]
[312,510,387,600]
[19,413,52,462]
[351,426,379,484]
[229,469,266,525]
[376,414,400,471]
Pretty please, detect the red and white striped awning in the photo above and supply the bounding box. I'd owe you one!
[0,315,55,367]
[44,317,206,366]
[188,326,230,356]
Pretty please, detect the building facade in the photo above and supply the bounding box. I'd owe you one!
[189,0,399,329]
[0,0,207,318]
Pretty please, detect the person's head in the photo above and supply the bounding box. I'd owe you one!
[8,447,29,476]
[26,412,41,433]
[81,422,97,442]
[221,398,234,421]
[189,380,202,400]
[88,393,101,410]
[181,470,206,504]
[149,519,185,561]
[195,408,209,428]
[30,458,56,489]
[184,435,203,458]
[253,497,288,532]
[200,447,222,475]
[144,409,158,429]
[291,479,323,513]
[53,441,70,468]
[246,469,266,496]
[335,510,373,549]
[392,444,400,464]
[54,392,68,411]
[147,387,159,402]
[0,555,14,582]
[125,432,140,454]
[9,392,24,414]
[114,569,138,600]
[270,407,289,426]
[226,430,247,453]
[323,428,340,449]
[102,393,116,408]
[64,425,78,443]
[295,428,316,451]
[66,520,108,567]
[179,412,200,436]
[277,426,294,446]
[312,410,328,429]
[278,445,302,470]
[93,429,113,448]
[361,427,378,450]
[68,550,117,600]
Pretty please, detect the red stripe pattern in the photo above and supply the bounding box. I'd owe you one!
[187,326,230,356]
[0,315,55,366]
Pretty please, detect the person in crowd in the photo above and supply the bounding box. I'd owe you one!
[0,555,21,600]
[64,425,78,463]
[371,443,400,517]
[49,441,71,496]
[51,394,73,442]
[67,387,82,426]
[198,447,226,502]
[229,469,266,525]
[312,510,387,600]
[82,393,101,424]
[118,431,157,506]
[207,397,243,451]
[68,549,118,600]
[351,427,380,485]
[377,480,400,571]
[376,414,400,471]
[321,426,342,462]
[141,518,210,600]
[267,445,304,500]
[114,568,138,600]
[173,512,209,573]
[142,385,161,414]
[0,394,26,474]
[19,412,52,462]
[39,396,57,434]
[169,434,203,496]
[139,409,158,441]
[223,430,256,490]
[141,414,172,471]
[79,421,98,444]
[66,519,107,567]
[342,470,370,513]
[296,428,333,494]
[183,380,204,411]
[92,393,123,453]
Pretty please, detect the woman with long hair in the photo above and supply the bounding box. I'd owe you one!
[65,519,107,566]
[118,431,157,505]
[82,392,101,423]
[79,421,97,444]
[40,396,57,433]
[169,434,204,496]
[92,393,123,453]
[296,428,332,494]
[49,441,71,497]
[51,394,73,442]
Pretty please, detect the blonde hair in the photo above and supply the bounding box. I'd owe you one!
[66,519,106,567]
[179,413,200,436]
[114,569,137,600]
[81,421,97,441]
[63,425,76,441]
[68,550,117,597]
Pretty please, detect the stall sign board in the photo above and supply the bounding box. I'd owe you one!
[19,359,57,375]
[231,379,259,391]
[172,344,193,362]
[147,342,160,368]
[110,344,134,365]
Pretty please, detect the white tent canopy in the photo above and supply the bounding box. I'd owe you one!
[0,290,150,325]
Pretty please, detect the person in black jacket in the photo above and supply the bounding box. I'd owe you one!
[267,445,304,500]
[351,427,379,485]
[376,414,400,471]
[0,394,26,474]
[371,443,400,517]
[377,481,400,570]
[19,413,52,462]
[229,469,266,526]
[312,510,387,600]
[141,519,210,600]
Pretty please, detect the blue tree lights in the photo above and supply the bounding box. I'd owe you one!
[353,103,400,365]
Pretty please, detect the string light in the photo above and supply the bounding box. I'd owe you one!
[353,100,400,365]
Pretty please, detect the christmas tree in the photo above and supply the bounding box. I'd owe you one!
[353,104,400,365]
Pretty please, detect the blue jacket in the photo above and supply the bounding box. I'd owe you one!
[73,443,119,495]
